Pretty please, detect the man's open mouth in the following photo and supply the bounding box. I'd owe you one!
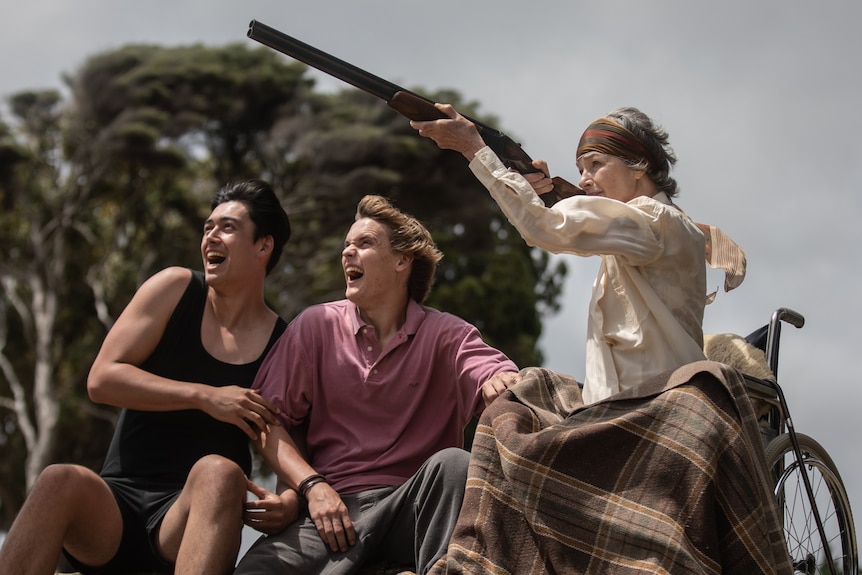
[345,265,363,280]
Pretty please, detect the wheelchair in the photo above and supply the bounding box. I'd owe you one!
[735,308,857,574]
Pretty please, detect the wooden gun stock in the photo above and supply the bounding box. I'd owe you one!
[247,20,582,206]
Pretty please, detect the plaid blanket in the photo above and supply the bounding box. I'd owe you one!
[430,361,792,574]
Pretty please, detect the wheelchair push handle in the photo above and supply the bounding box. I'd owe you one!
[772,307,805,329]
[766,307,805,376]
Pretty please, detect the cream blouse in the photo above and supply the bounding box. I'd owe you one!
[469,146,707,404]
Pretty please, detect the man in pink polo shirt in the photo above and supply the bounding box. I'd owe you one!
[236,195,519,575]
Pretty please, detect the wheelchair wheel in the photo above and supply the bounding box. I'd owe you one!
[764,433,858,574]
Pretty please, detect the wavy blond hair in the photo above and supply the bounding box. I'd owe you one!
[355,195,443,303]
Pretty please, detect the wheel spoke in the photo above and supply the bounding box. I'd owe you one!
[765,433,857,574]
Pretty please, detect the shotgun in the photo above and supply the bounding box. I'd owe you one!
[247,20,581,207]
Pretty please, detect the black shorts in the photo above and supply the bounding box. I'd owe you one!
[61,477,180,575]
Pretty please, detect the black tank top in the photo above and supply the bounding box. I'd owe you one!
[100,271,286,484]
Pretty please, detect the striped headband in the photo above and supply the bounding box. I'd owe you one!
[576,117,661,170]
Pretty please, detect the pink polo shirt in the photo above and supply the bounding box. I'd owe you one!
[253,299,517,494]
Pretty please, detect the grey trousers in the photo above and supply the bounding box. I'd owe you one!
[235,447,470,575]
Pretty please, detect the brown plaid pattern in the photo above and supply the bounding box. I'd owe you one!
[430,362,792,574]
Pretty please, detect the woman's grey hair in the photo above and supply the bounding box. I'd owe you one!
[606,107,679,198]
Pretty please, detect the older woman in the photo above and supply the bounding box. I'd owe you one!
[409,108,792,575]
[413,106,738,403]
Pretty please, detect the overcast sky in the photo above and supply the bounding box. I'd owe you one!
[2,0,860,552]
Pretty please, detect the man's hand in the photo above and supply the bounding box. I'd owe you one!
[252,426,352,547]
[305,481,357,552]
[243,478,299,535]
[481,371,521,406]
[202,386,281,440]
[410,103,487,160]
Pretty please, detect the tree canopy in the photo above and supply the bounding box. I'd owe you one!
[0,42,566,529]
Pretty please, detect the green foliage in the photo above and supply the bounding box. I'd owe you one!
[0,42,567,529]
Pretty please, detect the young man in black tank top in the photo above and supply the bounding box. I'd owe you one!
[0,180,294,575]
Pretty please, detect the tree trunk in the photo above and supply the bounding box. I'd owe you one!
[26,270,60,488]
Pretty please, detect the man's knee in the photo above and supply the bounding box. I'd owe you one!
[30,464,110,509]
[422,448,470,492]
[162,456,246,545]
[186,454,247,497]
[21,464,122,557]
[427,447,470,474]
[35,463,93,489]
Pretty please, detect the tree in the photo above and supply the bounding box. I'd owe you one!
[0,84,199,527]
[0,43,566,529]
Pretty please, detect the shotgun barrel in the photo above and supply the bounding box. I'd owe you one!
[247,20,581,204]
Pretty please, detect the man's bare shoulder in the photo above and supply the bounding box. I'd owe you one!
[141,266,193,294]
[124,266,194,317]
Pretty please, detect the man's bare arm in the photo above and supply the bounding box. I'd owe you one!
[254,425,357,552]
[86,267,280,439]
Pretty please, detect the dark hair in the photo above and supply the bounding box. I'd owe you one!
[355,195,443,304]
[211,179,291,274]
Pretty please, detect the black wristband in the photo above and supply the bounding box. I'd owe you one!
[297,473,327,498]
